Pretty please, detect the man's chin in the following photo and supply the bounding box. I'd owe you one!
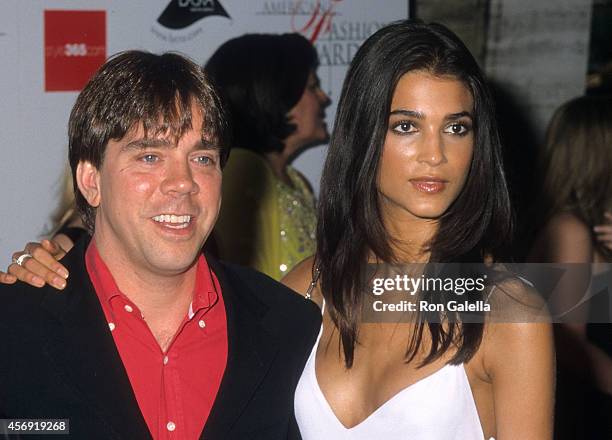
[143,249,202,276]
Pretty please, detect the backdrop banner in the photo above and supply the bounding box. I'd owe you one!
[0,0,408,263]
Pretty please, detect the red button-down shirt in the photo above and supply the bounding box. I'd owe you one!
[86,241,227,440]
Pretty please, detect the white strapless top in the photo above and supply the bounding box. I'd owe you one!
[295,324,488,439]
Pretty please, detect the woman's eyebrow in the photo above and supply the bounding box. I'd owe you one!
[389,109,473,121]
[446,111,473,121]
[389,109,424,119]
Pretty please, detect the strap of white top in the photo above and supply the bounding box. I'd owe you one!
[305,266,321,300]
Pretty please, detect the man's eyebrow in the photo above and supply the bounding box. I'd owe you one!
[122,138,171,151]
[121,138,221,152]
[200,138,222,150]
[389,109,424,119]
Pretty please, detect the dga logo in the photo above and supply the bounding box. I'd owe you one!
[44,10,106,92]
[157,0,230,30]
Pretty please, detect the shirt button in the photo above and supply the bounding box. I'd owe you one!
[280,264,288,272]
[198,320,206,328]
[166,421,176,432]
[124,304,133,313]
[108,322,116,331]
[163,355,169,365]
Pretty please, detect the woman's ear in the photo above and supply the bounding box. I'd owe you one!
[76,161,101,207]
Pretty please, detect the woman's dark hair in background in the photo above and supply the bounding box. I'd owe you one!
[315,19,512,367]
[69,50,230,232]
[537,95,612,260]
[205,33,319,154]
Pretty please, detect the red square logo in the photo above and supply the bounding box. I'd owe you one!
[44,10,106,92]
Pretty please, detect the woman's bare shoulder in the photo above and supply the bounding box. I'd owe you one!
[546,212,591,247]
[482,275,554,371]
[489,272,547,309]
[281,256,324,306]
[531,212,593,262]
[281,256,316,297]
[543,212,591,244]
[478,305,555,438]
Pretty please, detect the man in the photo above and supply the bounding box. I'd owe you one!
[0,51,320,439]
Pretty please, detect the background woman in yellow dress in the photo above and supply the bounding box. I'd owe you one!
[206,33,330,280]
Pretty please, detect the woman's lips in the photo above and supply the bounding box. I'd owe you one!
[409,178,447,193]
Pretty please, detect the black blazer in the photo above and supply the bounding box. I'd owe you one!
[0,238,321,439]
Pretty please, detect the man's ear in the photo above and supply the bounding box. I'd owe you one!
[76,161,101,208]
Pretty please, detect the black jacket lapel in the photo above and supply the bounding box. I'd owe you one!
[202,258,280,439]
[40,238,151,440]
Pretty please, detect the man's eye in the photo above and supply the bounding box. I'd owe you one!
[392,121,416,134]
[141,154,159,163]
[194,155,213,166]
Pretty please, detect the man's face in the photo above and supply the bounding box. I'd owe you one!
[81,106,222,277]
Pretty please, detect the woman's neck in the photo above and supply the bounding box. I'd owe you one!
[264,150,293,186]
[381,210,438,263]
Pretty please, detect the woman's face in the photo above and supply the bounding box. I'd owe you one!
[284,71,330,154]
[377,70,474,223]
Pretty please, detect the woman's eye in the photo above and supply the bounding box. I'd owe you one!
[308,82,321,93]
[445,123,470,135]
[392,121,416,134]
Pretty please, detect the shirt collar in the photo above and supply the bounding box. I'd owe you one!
[85,240,219,316]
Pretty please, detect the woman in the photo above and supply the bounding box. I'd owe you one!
[528,96,611,439]
[284,20,554,439]
[207,33,330,280]
[1,33,330,284]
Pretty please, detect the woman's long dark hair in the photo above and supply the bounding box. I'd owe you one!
[537,95,612,260]
[315,20,512,368]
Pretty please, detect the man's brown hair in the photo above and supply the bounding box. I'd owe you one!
[68,50,230,231]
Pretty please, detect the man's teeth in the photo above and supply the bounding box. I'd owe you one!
[152,215,191,224]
